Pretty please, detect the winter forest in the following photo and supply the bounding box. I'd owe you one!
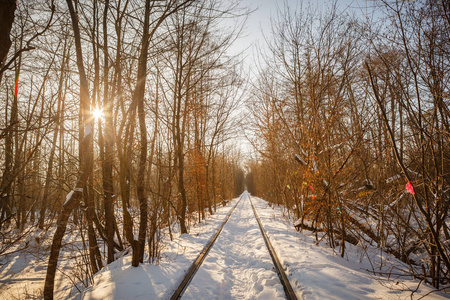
[0,0,449,299]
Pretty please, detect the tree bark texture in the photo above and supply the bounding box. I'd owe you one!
[0,0,16,65]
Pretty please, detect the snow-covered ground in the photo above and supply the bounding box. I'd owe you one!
[1,192,448,299]
[83,192,448,299]
[0,225,94,300]
[250,195,449,300]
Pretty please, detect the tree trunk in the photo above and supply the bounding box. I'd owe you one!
[101,0,116,265]
[133,0,152,265]
[0,64,19,227]
[44,0,94,298]
[86,179,102,274]
[0,0,16,66]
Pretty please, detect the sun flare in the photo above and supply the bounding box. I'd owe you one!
[92,108,103,120]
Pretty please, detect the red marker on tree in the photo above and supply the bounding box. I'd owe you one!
[406,181,415,194]
[14,72,19,98]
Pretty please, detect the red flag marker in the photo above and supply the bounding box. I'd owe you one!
[406,181,415,194]
[14,73,19,98]
[310,185,314,191]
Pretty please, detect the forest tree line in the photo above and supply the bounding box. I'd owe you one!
[246,0,449,289]
[0,0,246,298]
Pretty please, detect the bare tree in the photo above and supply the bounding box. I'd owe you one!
[44,0,95,298]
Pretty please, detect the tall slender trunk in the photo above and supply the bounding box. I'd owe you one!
[174,32,188,234]
[44,1,94,298]
[112,0,136,260]
[102,0,116,264]
[133,0,152,265]
[147,75,160,262]
[0,59,20,227]
[118,118,138,266]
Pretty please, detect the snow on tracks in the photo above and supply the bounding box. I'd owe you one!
[182,192,286,299]
[249,196,298,300]
[170,194,243,299]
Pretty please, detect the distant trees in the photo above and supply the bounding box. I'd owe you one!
[155,0,246,232]
[248,0,449,289]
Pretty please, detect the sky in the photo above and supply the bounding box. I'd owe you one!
[228,0,376,74]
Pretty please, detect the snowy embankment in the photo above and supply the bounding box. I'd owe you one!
[251,196,449,300]
[0,224,94,300]
[1,193,447,299]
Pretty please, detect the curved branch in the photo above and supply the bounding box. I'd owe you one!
[0,1,55,76]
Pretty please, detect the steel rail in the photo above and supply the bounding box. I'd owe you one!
[169,195,244,300]
[249,196,298,300]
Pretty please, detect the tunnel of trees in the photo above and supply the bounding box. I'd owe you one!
[0,0,448,297]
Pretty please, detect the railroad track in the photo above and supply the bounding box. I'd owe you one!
[169,194,244,300]
[249,196,298,300]
[170,193,298,300]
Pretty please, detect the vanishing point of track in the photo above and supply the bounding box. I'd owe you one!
[170,195,298,300]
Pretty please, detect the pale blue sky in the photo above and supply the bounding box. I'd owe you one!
[229,0,375,73]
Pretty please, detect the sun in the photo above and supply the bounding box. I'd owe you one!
[92,108,103,120]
